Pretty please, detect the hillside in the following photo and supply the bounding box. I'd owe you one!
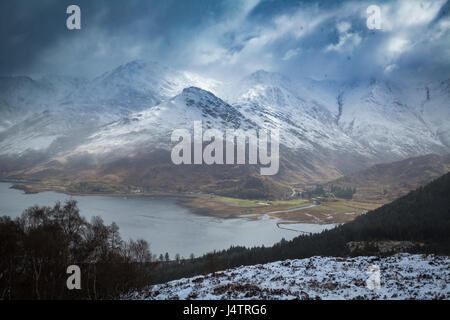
[130,254,450,300]
[324,154,450,201]
[278,171,450,258]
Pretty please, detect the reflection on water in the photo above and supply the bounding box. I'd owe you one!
[0,182,335,257]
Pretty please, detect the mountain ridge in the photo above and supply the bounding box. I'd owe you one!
[324,153,450,201]
[1,60,449,197]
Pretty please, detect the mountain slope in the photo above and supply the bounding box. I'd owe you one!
[228,70,370,154]
[73,86,251,156]
[417,79,450,149]
[336,79,448,159]
[131,254,450,300]
[0,60,219,157]
[324,153,450,201]
[0,76,56,132]
[64,60,219,115]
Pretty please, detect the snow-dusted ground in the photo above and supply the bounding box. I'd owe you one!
[128,254,450,300]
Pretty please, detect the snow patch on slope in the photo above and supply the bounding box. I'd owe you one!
[128,254,450,300]
[74,87,249,155]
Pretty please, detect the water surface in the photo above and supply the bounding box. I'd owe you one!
[0,182,335,257]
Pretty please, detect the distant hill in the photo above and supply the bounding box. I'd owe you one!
[324,154,450,201]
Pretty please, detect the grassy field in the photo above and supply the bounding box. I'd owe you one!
[270,198,383,223]
[211,196,271,207]
[178,193,384,224]
[212,196,310,207]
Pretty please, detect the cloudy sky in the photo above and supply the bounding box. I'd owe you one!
[1,0,449,82]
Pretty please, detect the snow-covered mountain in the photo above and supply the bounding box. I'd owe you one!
[0,75,94,155]
[336,79,449,158]
[0,60,220,156]
[416,79,450,148]
[74,86,251,156]
[64,60,221,116]
[0,60,449,187]
[0,76,54,132]
[227,70,370,154]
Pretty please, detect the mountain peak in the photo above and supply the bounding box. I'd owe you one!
[175,86,243,128]
[246,69,291,85]
[178,86,227,107]
[108,59,169,77]
[120,59,165,70]
[181,86,214,96]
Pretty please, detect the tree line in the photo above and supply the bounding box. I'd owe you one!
[0,200,154,299]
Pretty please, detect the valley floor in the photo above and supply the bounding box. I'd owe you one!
[5,181,383,224]
[127,254,450,300]
[179,195,382,224]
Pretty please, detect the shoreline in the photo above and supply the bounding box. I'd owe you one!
[5,180,197,199]
[1,180,368,224]
[2,180,258,220]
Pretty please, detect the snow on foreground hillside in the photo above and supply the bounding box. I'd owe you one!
[126,254,450,300]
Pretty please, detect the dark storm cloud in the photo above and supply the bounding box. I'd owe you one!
[0,0,68,75]
[1,0,449,82]
[0,0,233,76]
